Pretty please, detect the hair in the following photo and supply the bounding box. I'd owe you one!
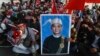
[51,24,62,30]
[14,18,27,26]
[94,22,100,33]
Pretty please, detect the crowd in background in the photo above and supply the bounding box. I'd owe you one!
[0,0,100,56]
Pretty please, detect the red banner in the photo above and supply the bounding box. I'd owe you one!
[64,0,85,10]
[85,0,100,3]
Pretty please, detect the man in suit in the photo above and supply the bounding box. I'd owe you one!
[43,18,68,54]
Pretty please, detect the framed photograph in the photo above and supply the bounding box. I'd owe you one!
[40,14,71,55]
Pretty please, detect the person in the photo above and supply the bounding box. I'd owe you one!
[7,19,39,56]
[88,22,100,56]
[70,28,77,56]
[77,16,94,56]
[2,10,14,24]
[43,18,68,54]
[1,2,6,9]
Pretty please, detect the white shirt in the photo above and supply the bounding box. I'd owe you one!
[53,34,61,38]
[92,35,100,48]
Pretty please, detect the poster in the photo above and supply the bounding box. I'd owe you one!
[40,14,71,55]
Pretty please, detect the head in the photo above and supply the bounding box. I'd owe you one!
[51,18,62,35]
[94,23,100,35]
[71,15,76,24]
[14,19,27,32]
[32,16,37,23]
[16,23,26,32]
[6,9,13,18]
[84,5,89,10]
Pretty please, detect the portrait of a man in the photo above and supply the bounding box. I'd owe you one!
[40,14,71,55]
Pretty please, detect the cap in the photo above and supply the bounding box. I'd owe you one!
[51,18,62,25]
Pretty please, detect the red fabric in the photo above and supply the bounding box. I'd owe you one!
[51,0,57,14]
[85,0,100,3]
[65,0,85,10]
[13,30,20,39]
[67,9,73,14]
[13,30,21,43]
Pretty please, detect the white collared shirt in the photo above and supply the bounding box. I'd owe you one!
[53,34,61,38]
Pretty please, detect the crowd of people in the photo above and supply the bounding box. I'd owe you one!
[0,0,100,56]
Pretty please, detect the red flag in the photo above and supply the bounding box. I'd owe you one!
[67,9,73,14]
[13,29,20,42]
[85,0,100,3]
[65,0,85,10]
[51,0,57,14]
[35,0,41,5]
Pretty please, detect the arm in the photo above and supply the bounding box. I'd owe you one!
[6,31,15,45]
[28,28,36,44]
[28,28,39,52]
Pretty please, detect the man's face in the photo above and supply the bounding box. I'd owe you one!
[95,27,100,35]
[51,23,62,35]
[17,23,26,31]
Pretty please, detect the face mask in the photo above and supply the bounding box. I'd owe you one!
[7,15,11,18]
